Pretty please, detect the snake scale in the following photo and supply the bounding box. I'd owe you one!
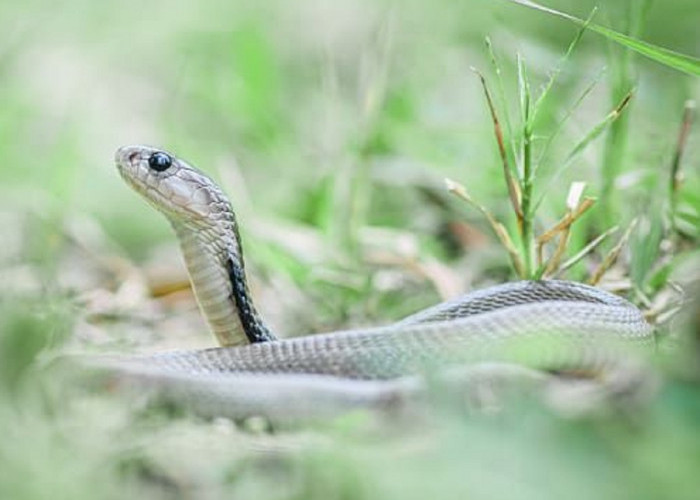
[99,145,654,420]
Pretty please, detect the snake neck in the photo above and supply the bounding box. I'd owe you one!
[171,218,276,346]
[224,236,276,344]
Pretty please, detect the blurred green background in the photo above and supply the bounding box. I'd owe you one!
[1,0,697,324]
[0,0,698,499]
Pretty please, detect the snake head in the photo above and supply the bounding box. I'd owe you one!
[115,145,232,224]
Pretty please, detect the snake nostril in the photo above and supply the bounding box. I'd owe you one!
[127,151,140,164]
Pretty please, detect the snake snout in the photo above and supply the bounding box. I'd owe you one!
[114,145,142,167]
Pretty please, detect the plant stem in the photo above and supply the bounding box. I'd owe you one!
[517,55,534,278]
[669,100,695,234]
[600,0,649,226]
[521,122,534,277]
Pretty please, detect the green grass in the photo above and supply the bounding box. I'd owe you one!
[0,0,699,499]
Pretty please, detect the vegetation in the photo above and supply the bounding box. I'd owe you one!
[0,0,698,499]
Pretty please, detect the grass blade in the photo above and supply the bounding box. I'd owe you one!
[531,8,597,122]
[503,0,700,76]
[534,66,606,177]
[669,100,696,233]
[485,37,518,165]
[517,55,536,275]
[473,70,523,221]
[564,90,633,163]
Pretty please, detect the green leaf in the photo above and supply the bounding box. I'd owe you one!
[502,0,700,76]
[485,37,518,165]
[531,8,597,122]
[532,89,632,213]
[517,54,532,129]
[565,91,633,163]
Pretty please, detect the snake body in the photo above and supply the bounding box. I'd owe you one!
[106,145,654,419]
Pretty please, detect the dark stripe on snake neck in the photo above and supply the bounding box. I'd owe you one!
[226,257,276,343]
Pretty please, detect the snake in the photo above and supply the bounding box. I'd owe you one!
[102,144,654,420]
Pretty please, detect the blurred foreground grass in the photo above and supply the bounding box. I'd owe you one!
[0,0,699,499]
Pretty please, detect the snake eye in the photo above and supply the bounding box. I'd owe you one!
[148,152,172,172]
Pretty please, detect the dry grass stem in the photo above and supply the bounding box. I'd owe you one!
[446,178,526,276]
[535,185,594,277]
[588,219,638,285]
[669,100,695,231]
[555,225,619,277]
[537,197,595,248]
[473,69,523,223]
[543,227,571,277]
